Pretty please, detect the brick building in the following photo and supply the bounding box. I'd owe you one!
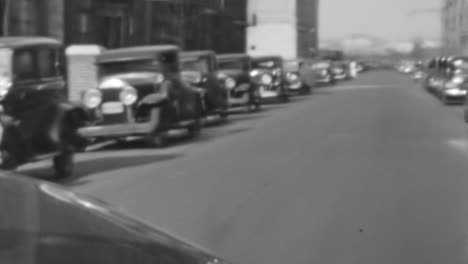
[1,0,247,53]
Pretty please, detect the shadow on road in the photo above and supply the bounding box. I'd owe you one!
[22,153,182,184]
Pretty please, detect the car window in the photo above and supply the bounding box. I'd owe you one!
[252,59,279,69]
[181,58,210,74]
[99,59,161,76]
[218,60,244,70]
[13,49,37,81]
[37,48,60,79]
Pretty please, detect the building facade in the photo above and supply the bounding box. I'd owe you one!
[1,0,247,53]
[442,0,468,55]
[247,0,319,59]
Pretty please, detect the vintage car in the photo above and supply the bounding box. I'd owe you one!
[0,37,89,179]
[0,172,231,264]
[180,51,229,119]
[283,59,316,95]
[310,60,336,85]
[251,56,289,103]
[216,54,261,112]
[78,45,204,147]
[426,56,468,105]
[330,61,351,81]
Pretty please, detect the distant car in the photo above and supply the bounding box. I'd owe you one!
[425,56,468,105]
[283,59,316,95]
[310,60,336,85]
[78,45,205,147]
[0,172,230,264]
[180,50,229,120]
[216,54,261,112]
[251,56,290,103]
[0,37,89,179]
[331,61,351,81]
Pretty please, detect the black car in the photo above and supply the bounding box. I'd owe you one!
[180,50,229,120]
[78,45,204,148]
[251,56,289,103]
[0,37,89,179]
[0,172,230,264]
[216,54,261,112]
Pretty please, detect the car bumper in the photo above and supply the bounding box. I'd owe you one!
[444,94,467,104]
[79,110,159,139]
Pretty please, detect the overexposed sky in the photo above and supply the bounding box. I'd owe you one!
[319,0,442,41]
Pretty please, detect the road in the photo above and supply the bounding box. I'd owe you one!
[20,71,468,264]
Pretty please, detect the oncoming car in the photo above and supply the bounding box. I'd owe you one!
[78,45,205,148]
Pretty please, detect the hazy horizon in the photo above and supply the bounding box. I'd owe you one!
[319,0,442,41]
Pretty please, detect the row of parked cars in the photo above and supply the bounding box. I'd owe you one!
[401,56,468,119]
[0,37,358,180]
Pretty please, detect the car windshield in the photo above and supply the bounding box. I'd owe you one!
[181,58,210,74]
[218,60,244,71]
[252,59,280,69]
[98,59,162,75]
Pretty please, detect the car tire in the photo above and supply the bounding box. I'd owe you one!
[0,150,19,171]
[53,150,74,180]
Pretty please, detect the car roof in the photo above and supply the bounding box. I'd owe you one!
[97,45,179,64]
[0,37,61,48]
[216,53,250,60]
[180,50,215,58]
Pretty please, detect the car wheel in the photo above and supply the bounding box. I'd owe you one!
[0,150,19,171]
[53,150,74,180]
[188,118,202,138]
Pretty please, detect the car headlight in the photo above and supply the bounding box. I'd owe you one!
[452,76,464,84]
[119,86,138,105]
[83,89,102,109]
[250,70,260,77]
[261,74,273,85]
[225,77,236,89]
[287,72,299,82]
[321,69,328,76]
[0,76,12,100]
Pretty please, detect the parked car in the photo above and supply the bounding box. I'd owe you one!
[0,37,89,179]
[251,56,289,103]
[425,56,468,105]
[78,45,205,148]
[216,54,261,112]
[331,61,351,81]
[310,60,336,85]
[0,172,230,264]
[180,51,229,120]
[283,59,316,95]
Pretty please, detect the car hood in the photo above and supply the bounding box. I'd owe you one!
[0,172,227,264]
[100,72,164,87]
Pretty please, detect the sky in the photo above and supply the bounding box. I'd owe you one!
[319,0,442,42]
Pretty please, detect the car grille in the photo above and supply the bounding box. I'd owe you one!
[98,88,129,125]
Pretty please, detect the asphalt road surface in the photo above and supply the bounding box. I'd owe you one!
[21,71,468,264]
